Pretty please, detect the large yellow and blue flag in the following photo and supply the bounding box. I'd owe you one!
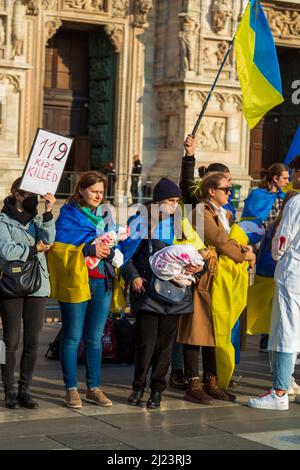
[47,204,96,303]
[284,125,300,166]
[234,0,284,129]
[211,224,249,389]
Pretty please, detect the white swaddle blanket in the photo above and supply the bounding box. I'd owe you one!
[149,244,204,287]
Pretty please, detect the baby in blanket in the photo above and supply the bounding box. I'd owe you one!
[149,244,205,287]
[85,225,130,270]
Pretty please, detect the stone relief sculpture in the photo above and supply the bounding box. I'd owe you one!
[112,0,128,18]
[268,9,300,37]
[198,118,226,151]
[156,91,182,112]
[11,0,27,59]
[203,40,230,66]
[104,23,124,53]
[45,17,62,42]
[211,0,232,34]
[166,116,179,149]
[0,17,5,46]
[26,0,39,15]
[64,0,104,10]
[215,40,230,65]
[178,14,199,72]
[42,0,58,9]
[135,0,153,27]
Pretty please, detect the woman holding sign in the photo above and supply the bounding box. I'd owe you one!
[47,172,119,410]
[0,178,56,409]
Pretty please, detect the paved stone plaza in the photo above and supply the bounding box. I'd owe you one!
[0,322,299,451]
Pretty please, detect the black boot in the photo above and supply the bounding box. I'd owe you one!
[147,391,161,409]
[128,389,144,406]
[17,386,39,409]
[4,389,18,410]
[169,369,188,390]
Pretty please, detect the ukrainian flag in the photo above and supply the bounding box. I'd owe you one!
[47,204,97,303]
[211,224,249,389]
[234,0,284,129]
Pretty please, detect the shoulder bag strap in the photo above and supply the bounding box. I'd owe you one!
[148,238,153,256]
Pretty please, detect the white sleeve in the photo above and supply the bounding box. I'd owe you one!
[272,197,300,261]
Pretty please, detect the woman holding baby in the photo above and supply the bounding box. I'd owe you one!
[177,135,256,404]
[120,178,203,409]
[48,172,118,410]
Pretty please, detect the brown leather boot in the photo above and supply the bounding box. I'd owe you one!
[203,375,236,402]
[184,378,214,405]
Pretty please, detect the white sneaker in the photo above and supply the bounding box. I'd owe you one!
[288,377,300,396]
[248,389,289,410]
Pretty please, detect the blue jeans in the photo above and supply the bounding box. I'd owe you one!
[171,338,184,371]
[60,278,112,389]
[269,351,297,391]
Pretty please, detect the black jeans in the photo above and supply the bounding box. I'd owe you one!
[0,297,46,390]
[133,311,179,392]
[183,344,217,379]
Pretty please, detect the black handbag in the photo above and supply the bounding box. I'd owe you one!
[148,240,187,305]
[0,222,42,298]
[0,257,42,298]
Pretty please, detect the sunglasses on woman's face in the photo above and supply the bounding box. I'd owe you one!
[216,187,231,194]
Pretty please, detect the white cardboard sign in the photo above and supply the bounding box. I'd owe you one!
[20,128,74,195]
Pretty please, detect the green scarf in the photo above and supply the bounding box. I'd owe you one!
[81,206,107,274]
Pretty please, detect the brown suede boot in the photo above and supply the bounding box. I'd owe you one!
[203,375,236,402]
[184,378,214,405]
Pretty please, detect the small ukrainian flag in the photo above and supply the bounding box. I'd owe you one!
[234,0,284,129]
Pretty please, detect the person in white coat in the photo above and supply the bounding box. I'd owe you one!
[248,155,300,410]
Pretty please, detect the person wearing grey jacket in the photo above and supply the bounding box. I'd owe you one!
[0,177,56,410]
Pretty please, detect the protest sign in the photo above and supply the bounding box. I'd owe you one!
[20,128,74,195]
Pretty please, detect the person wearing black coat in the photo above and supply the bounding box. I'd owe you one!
[121,178,201,409]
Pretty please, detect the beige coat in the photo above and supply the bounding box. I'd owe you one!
[177,202,248,346]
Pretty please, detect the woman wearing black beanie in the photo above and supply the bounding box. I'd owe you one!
[120,178,201,409]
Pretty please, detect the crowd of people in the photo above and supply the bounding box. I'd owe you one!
[0,135,299,413]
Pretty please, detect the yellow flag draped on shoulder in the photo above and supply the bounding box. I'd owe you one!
[247,275,274,335]
[211,224,249,389]
[234,0,284,129]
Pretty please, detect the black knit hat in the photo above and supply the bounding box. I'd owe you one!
[153,178,181,202]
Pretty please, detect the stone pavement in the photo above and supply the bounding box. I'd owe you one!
[0,323,299,451]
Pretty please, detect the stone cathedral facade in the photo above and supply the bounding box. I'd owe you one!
[0,0,299,200]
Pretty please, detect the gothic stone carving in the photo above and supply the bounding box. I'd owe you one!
[135,0,153,28]
[211,0,232,34]
[0,16,5,46]
[197,117,226,151]
[0,73,22,91]
[188,90,242,112]
[104,23,124,53]
[42,0,58,9]
[26,1,39,16]
[45,17,62,42]
[156,90,182,112]
[64,0,104,10]
[267,9,300,37]
[11,0,27,59]
[178,14,199,72]
[112,0,128,18]
[203,40,231,66]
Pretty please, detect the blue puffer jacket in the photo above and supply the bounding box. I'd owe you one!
[0,212,56,297]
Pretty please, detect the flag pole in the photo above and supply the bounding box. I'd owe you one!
[191,38,234,138]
